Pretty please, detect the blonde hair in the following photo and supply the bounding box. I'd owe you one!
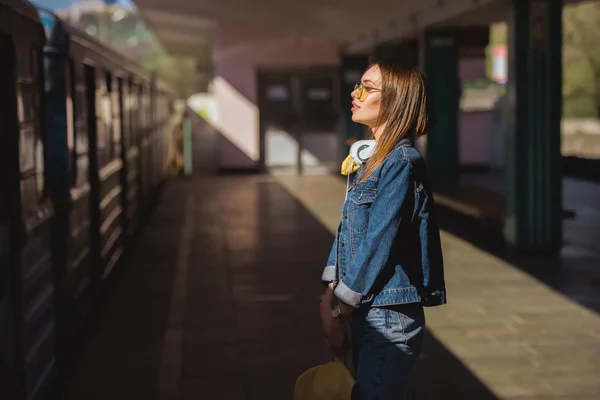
[357,59,434,184]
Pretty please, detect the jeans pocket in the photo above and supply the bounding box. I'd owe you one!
[387,303,425,346]
[363,306,389,332]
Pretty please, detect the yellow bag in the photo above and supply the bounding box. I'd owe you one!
[294,358,355,400]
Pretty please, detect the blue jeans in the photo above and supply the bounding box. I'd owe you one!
[350,302,425,400]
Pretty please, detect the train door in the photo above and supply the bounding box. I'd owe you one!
[16,38,56,400]
[296,67,339,174]
[0,32,21,400]
[257,71,297,174]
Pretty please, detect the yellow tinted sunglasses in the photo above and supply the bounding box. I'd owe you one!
[354,82,381,102]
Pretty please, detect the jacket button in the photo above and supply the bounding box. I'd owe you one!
[340,241,345,247]
[343,214,347,220]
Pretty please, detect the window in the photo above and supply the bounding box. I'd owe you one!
[71,61,89,187]
[129,82,138,147]
[138,84,146,131]
[96,72,112,168]
[18,46,45,218]
[112,77,122,159]
[66,60,75,185]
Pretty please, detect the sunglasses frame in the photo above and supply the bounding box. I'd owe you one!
[354,82,381,102]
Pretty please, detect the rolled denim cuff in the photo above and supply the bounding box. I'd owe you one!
[333,279,362,309]
[321,265,336,282]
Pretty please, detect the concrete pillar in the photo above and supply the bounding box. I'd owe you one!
[423,27,460,188]
[339,54,369,154]
[457,26,490,170]
[504,0,563,253]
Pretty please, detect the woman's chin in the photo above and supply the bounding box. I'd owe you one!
[351,114,369,126]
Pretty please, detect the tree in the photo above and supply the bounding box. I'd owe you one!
[563,3,600,117]
[155,56,202,99]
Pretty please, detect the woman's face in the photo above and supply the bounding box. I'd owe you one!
[351,65,382,128]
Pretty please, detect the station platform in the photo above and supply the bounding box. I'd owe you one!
[60,173,600,400]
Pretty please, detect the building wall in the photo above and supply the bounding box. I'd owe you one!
[213,26,340,170]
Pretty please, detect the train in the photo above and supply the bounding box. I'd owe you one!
[0,1,178,399]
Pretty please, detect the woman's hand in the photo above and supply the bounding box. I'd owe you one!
[338,300,354,317]
[320,285,349,357]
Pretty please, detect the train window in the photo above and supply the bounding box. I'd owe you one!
[66,60,76,185]
[157,93,162,121]
[35,138,44,196]
[75,88,86,126]
[96,71,113,168]
[68,61,89,188]
[19,127,35,173]
[17,82,34,124]
[32,48,45,202]
[122,80,131,149]
[144,85,149,129]
[112,77,122,159]
[157,94,160,122]
[145,87,149,128]
[75,86,88,153]
[105,73,115,161]
[149,89,153,124]
[127,82,134,147]
[146,87,150,128]
[156,94,160,122]
[75,63,89,186]
[17,46,46,215]
[96,93,106,167]
[20,178,37,215]
[18,85,35,167]
[138,85,145,130]
[134,84,140,133]
[16,41,30,84]
[76,155,89,187]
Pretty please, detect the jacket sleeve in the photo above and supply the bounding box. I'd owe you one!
[321,234,338,283]
[334,158,411,308]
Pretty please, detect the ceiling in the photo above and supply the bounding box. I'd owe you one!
[135,0,503,58]
[133,0,595,92]
[138,7,216,59]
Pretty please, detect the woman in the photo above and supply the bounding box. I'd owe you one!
[320,58,447,399]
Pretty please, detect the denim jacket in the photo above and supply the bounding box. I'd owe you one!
[321,140,447,308]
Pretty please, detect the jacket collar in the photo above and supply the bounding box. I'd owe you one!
[394,138,413,150]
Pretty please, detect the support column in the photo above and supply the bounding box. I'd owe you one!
[504,0,562,252]
[423,28,460,188]
[458,26,490,170]
[339,54,369,154]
